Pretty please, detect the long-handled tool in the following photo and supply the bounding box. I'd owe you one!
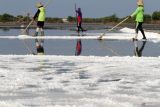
[98,16,129,40]
[44,0,54,8]
[75,4,78,24]
[22,20,34,34]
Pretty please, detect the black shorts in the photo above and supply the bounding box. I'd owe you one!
[37,21,44,28]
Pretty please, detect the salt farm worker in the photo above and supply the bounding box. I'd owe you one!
[75,8,84,33]
[33,2,46,37]
[129,0,147,40]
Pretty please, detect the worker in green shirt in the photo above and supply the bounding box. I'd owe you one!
[130,0,146,40]
[33,2,46,37]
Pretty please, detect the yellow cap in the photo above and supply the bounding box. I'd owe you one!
[36,2,42,8]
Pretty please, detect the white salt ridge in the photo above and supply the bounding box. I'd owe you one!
[120,27,160,40]
[0,27,160,42]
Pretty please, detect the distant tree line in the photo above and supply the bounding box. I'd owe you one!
[67,14,119,23]
[1,11,160,24]
[0,13,63,23]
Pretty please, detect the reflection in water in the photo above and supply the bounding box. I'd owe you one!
[133,40,147,57]
[1,28,10,32]
[35,39,45,55]
[20,25,36,55]
[98,40,120,56]
[75,39,82,56]
[20,25,45,55]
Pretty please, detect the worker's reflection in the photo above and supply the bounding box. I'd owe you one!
[133,40,147,57]
[35,39,45,55]
[75,39,82,56]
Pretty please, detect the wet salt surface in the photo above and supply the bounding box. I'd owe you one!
[0,56,160,107]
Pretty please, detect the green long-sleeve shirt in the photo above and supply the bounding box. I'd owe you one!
[131,6,144,22]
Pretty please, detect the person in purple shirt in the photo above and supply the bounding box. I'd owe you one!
[75,8,84,33]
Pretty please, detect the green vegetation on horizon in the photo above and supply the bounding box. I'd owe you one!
[0,11,160,24]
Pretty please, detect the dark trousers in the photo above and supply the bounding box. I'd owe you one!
[136,22,146,39]
[37,21,44,28]
[77,22,83,32]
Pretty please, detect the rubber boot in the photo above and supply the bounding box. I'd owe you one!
[142,35,147,40]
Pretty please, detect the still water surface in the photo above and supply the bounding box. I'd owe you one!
[0,28,159,57]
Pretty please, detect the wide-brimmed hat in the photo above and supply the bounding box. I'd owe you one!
[36,2,42,8]
[137,0,144,6]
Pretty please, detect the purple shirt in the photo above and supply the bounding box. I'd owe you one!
[76,10,82,18]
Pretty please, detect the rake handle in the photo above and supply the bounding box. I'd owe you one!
[98,17,129,40]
